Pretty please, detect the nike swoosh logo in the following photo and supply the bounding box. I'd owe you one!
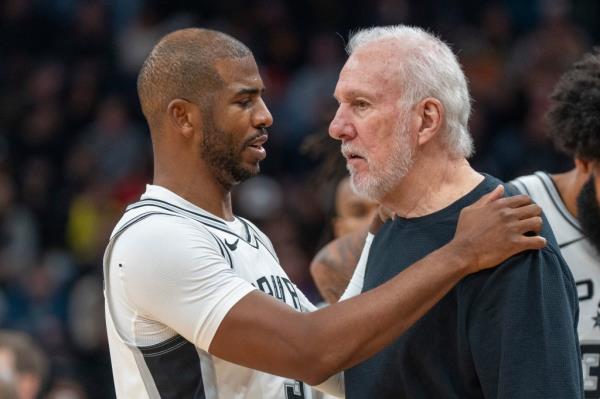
[224,238,239,251]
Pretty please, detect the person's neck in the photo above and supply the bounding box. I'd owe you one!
[551,169,580,219]
[380,154,483,218]
[153,154,235,221]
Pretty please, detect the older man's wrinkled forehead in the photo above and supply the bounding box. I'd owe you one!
[337,39,407,99]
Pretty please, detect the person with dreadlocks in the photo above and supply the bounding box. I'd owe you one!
[511,49,600,397]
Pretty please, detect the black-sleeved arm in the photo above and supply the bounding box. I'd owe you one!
[467,248,583,399]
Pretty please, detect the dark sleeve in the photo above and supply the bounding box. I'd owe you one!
[467,248,583,399]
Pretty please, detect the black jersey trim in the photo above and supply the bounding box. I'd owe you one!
[122,201,279,265]
[207,230,234,269]
[137,335,206,399]
[113,211,183,239]
[559,236,586,249]
[127,199,225,228]
[238,217,279,262]
[126,201,265,249]
[237,217,252,242]
[121,205,235,268]
[511,179,532,197]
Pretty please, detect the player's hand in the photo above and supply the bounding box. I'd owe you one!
[450,185,546,274]
[368,205,395,234]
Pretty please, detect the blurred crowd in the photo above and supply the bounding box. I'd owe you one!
[0,0,598,397]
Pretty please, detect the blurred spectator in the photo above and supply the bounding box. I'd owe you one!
[0,377,18,399]
[0,330,48,399]
[66,181,120,265]
[116,3,196,78]
[45,378,88,399]
[279,33,343,151]
[67,273,105,353]
[3,252,75,352]
[0,170,38,283]
[76,95,148,185]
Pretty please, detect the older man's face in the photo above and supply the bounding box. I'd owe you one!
[329,41,416,201]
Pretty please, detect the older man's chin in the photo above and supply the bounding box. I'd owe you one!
[349,174,381,202]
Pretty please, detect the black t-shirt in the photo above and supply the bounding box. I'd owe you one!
[345,175,583,399]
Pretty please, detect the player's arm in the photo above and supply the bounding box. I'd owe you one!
[210,186,547,385]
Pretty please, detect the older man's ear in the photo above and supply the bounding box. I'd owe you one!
[415,97,444,146]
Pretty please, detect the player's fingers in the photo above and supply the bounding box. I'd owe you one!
[514,216,544,234]
[493,194,533,209]
[512,203,543,220]
[473,185,504,206]
[514,235,547,251]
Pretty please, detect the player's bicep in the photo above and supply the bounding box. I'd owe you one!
[209,289,313,380]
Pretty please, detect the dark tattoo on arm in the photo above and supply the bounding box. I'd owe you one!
[311,230,368,303]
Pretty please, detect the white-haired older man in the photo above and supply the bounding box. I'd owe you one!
[330,25,583,398]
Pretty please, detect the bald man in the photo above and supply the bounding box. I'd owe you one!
[103,28,546,399]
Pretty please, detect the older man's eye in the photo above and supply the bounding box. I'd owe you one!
[354,100,369,110]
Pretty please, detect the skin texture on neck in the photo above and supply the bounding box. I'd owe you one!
[379,138,483,219]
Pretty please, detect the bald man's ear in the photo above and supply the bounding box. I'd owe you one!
[415,97,443,146]
[167,99,199,138]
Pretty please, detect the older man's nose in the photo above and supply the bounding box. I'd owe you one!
[329,107,356,141]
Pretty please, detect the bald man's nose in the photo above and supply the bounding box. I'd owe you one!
[254,99,273,128]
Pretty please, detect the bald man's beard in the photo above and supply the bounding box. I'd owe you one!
[577,174,600,254]
[348,120,414,202]
[200,119,257,188]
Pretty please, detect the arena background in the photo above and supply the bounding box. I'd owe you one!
[0,0,598,397]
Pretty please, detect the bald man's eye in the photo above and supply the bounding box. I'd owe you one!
[235,98,253,108]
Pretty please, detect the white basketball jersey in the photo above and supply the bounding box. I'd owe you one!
[103,185,322,399]
[512,171,600,396]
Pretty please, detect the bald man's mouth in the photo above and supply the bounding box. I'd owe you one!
[244,133,268,161]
